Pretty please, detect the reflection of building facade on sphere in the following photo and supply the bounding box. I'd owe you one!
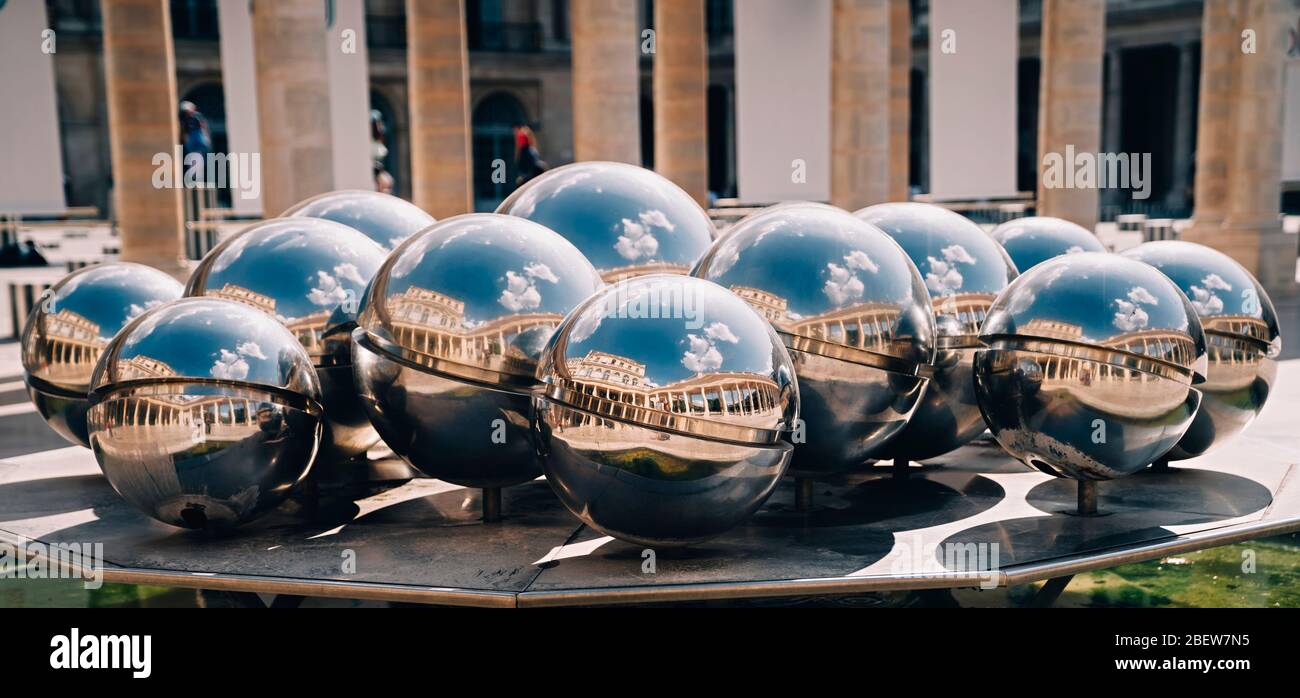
[1021,318,1084,342]
[37,309,103,383]
[1203,315,1273,346]
[384,286,564,369]
[1199,315,1274,390]
[787,303,901,354]
[97,355,277,451]
[600,261,694,284]
[1019,318,1199,368]
[209,282,336,355]
[933,292,998,338]
[115,354,179,381]
[555,349,782,430]
[997,319,1200,418]
[1101,327,1200,369]
[212,283,276,316]
[284,310,332,354]
[729,286,788,323]
[727,284,905,354]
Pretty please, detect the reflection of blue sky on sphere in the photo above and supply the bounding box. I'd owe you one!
[190,218,386,325]
[984,253,1197,346]
[990,216,1105,272]
[51,263,183,344]
[107,298,314,389]
[376,214,603,327]
[496,161,714,272]
[285,189,435,251]
[856,202,1017,297]
[697,204,921,320]
[1122,241,1272,324]
[562,276,784,387]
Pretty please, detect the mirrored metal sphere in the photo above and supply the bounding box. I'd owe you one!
[86,297,323,529]
[21,262,184,448]
[1121,241,1280,460]
[855,202,1019,461]
[284,189,436,251]
[496,161,715,282]
[353,213,604,488]
[693,202,934,476]
[989,216,1106,273]
[533,274,798,546]
[974,252,1207,480]
[186,217,388,460]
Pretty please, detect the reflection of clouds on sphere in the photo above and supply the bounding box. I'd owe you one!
[21,262,184,448]
[974,252,1207,480]
[185,216,388,460]
[86,297,322,530]
[1121,240,1281,461]
[497,161,714,280]
[990,216,1105,272]
[353,213,603,489]
[533,274,798,546]
[696,202,936,475]
[284,189,436,252]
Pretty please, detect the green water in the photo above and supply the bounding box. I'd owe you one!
[3,532,1297,608]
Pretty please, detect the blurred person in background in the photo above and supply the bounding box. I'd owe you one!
[179,101,212,163]
[371,110,394,193]
[514,122,548,185]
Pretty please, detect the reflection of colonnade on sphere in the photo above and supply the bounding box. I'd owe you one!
[383,286,564,370]
[32,309,104,384]
[555,350,782,431]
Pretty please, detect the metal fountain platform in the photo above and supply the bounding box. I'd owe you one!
[2,362,1298,608]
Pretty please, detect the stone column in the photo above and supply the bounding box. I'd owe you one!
[1036,0,1105,230]
[101,0,186,275]
[1166,42,1198,213]
[653,0,709,205]
[887,0,911,202]
[251,0,334,217]
[571,0,641,164]
[1219,0,1296,295]
[1187,0,1239,241]
[406,0,473,217]
[830,0,891,211]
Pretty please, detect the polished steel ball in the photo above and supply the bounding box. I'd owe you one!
[1121,241,1280,460]
[533,274,798,546]
[496,161,715,282]
[856,202,1018,461]
[989,216,1106,272]
[974,252,1207,480]
[21,262,183,448]
[284,189,435,251]
[693,202,935,476]
[86,297,323,529]
[186,218,388,461]
[353,213,604,488]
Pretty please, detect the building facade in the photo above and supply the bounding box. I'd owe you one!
[41,0,1300,220]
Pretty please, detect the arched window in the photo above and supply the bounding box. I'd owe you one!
[180,82,228,205]
[472,91,527,211]
[369,89,400,196]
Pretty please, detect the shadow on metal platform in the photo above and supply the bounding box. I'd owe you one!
[936,469,1273,571]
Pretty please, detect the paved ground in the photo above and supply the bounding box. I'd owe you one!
[1,223,1298,607]
[1,339,1296,606]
